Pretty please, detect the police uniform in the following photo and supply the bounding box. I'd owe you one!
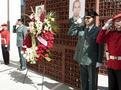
[14,24,27,70]
[96,13,121,90]
[0,24,10,65]
[68,11,104,90]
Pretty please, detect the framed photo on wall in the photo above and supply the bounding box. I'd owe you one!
[35,5,45,15]
[35,5,45,22]
[69,0,85,19]
[69,0,85,27]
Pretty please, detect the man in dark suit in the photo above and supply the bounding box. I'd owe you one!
[68,11,104,90]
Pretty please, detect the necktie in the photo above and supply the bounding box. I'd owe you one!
[85,28,89,39]
[86,27,89,32]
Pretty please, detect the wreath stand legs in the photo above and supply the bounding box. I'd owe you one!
[41,70,44,90]
[41,61,45,90]
[22,62,45,90]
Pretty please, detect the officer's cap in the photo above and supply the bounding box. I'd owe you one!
[112,13,121,21]
[85,10,98,17]
[1,23,8,27]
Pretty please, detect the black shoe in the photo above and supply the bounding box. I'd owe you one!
[5,63,9,65]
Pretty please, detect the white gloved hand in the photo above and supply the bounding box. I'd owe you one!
[16,25,19,29]
[96,62,103,68]
[5,45,8,47]
[76,18,82,24]
[74,18,84,26]
[102,19,113,30]
[0,26,2,31]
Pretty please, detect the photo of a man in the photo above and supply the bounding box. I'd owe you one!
[69,0,85,26]
[35,5,45,22]
[35,5,44,15]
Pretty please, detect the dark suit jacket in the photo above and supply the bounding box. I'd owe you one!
[69,17,75,27]
[68,23,104,65]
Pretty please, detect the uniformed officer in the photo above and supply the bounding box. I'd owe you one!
[0,24,10,65]
[97,13,121,90]
[68,10,104,90]
[14,19,27,70]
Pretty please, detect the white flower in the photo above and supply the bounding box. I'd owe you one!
[35,47,38,50]
[26,56,29,60]
[48,24,51,27]
[44,19,47,22]
[49,27,52,31]
[29,13,34,19]
[32,60,36,64]
[44,26,49,30]
[46,21,50,25]
[51,18,55,21]
[35,21,43,32]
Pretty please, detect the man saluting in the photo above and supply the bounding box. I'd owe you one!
[0,23,10,65]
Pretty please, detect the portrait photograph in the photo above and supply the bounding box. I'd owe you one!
[35,4,45,15]
[69,0,85,19]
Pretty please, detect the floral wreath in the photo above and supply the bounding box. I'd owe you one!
[22,7,58,64]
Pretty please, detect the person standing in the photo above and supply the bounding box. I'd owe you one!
[0,24,10,65]
[13,19,27,70]
[68,11,104,90]
[96,13,121,90]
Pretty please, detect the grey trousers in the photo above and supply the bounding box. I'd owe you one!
[80,64,98,90]
[18,47,26,69]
